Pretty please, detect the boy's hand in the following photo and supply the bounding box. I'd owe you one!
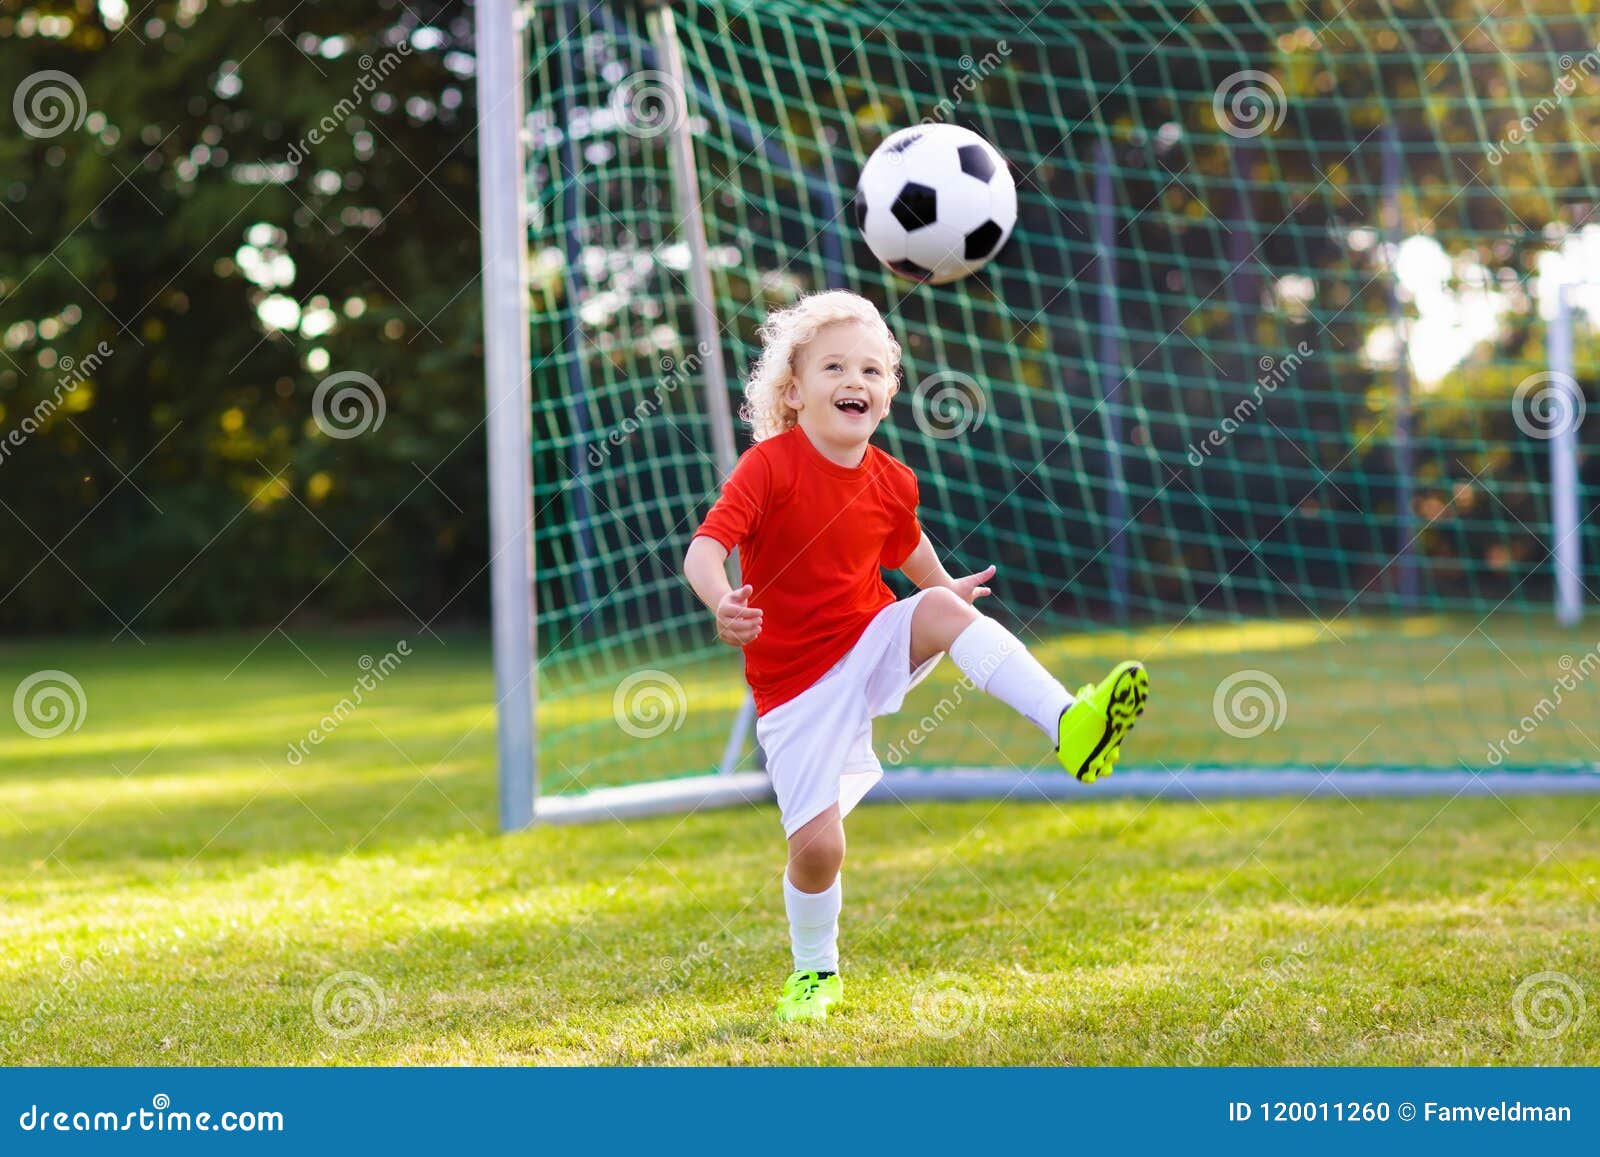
[949,564,995,604]
[716,584,763,646]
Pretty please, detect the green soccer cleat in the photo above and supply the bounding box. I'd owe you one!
[1055,660,1148,783]
[774,969,843,1023]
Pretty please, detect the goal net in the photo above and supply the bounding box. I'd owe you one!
[500,0,1598,820]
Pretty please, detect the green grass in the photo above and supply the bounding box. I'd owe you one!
[575,609,1600,789]
[2,627,1598,1065]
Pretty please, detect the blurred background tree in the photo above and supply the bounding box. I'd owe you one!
[0,0,1593,637]
[0,0,486,634]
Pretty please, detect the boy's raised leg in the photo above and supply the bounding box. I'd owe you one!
[916,589,1150,781]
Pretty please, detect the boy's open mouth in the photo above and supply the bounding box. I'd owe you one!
[834,398,870,415]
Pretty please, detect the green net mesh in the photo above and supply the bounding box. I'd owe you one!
[523,0,1598,793]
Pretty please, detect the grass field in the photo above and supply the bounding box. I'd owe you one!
[2,625,1598,1065]
[567,608,1600,789]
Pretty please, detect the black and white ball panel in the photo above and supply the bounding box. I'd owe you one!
[855,124,1018,284]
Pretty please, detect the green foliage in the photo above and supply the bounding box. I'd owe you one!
[0,0,487,633]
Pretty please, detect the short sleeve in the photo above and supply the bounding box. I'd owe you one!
[692,446,772,553]
[880,468,922,570]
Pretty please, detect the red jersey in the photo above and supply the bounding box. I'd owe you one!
[692,425,922,715]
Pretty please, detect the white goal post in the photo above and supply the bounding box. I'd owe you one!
[474,0,1597,831]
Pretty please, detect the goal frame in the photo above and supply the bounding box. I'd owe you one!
[474,0,1593,831]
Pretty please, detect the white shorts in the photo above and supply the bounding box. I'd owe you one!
[756,588,945,837]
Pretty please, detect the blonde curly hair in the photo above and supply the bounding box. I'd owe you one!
[739,290,904,442]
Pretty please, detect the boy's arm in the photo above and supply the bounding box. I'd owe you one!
[684,535,763,646]
[898,531,995,604]
[683,535,734,610]
[897,531,953,591]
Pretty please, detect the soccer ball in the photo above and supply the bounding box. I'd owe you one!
[854,124,1017,285]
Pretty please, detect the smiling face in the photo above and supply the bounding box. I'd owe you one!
[783,319,896,465]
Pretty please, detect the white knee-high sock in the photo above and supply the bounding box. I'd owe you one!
[783,873,841,973]
[948,616,1074,739]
